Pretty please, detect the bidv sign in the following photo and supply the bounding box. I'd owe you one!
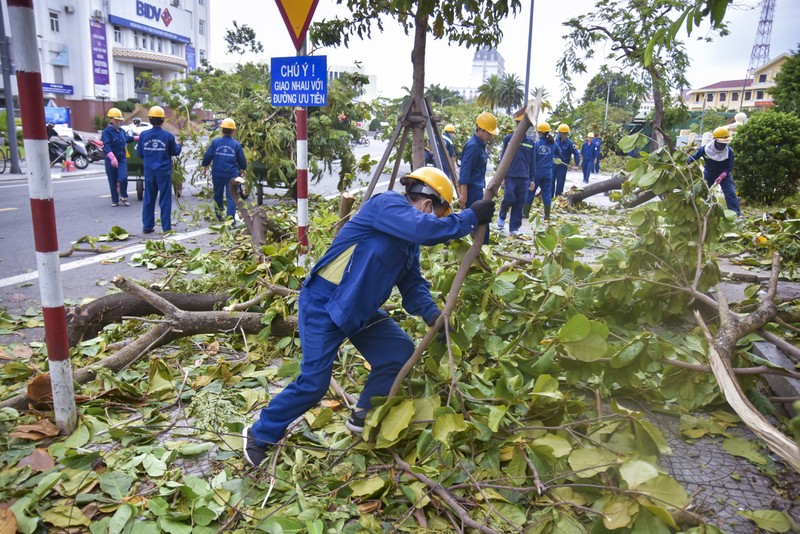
[271,56,327,107]
[136,1,173,27]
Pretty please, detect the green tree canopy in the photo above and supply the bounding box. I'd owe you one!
[582,66,644,113]
[425,84,463,107]
[476,74,503,111]
[498,73,525,113]
[769,45,800,115]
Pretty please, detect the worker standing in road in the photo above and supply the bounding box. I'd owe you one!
[530,122,561,222]
[497,116,535,236]
[580,133,598,184]
[137,106,182,234]
[687,126,741,216]
[424,128,455,178]
[459,112,498,244]
[242,167,496,466]
[593,135,603,174]
[201,117,248,224]
[552,123,581,197]
[101,107,134,207]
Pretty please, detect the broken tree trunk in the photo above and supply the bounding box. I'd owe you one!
[334,193,356,236]
[693,253,800,473]
[0,276,297,412]
[230,178,287,258]
[566,175,624,206]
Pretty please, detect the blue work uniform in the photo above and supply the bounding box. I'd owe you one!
[580,141,598,183]
[250,191,481,444]
[459,133,490,243]
[137,126,181,232]
[592,138,602,173]
[424,135,455,177]
[553,135,580,197]
[498,133,535,233]
[528,137,561,212]
[101,124,134,204]
[688,143,741,215]
[201,135,248,221]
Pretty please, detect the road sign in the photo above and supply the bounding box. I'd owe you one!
[271,55,327,107]
[275,0,320,50]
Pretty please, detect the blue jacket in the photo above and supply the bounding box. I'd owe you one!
[101,125,134,160]
[309,191,479,336]
[201,135,247,178]
[580,141,598,166]
[555,135,580,166]
[424,135,455,177]
[137,126,181,176]
[459,133,488,191]
[688,144,734,181]
[500,133,535,180]
[534,137,561,179]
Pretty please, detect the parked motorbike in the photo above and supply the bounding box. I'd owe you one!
[49,132,89,169]
[85,136,105,163]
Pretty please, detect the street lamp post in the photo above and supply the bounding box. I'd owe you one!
[604,81,612,123]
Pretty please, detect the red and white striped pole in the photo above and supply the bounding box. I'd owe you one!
[296,40,309,265]
[9,0,77,433]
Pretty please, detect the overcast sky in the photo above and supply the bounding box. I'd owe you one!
[209,1,799,103]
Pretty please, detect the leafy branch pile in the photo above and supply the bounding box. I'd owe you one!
[1,136,799,532]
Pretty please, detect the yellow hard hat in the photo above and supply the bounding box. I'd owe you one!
[536,122,551,133]
[475,112,499,135]
[557,123,570,133]
[444,124,456,133]
[107,107,123,120]
[221,117,236,130]
[712,126,731,143]
[587,132,595,138]
[403,167,456,216]
[148,105,166,118]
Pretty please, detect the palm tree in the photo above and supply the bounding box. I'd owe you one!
[476,74,503,111]
[498,73,524,114]
[529,86,553,123]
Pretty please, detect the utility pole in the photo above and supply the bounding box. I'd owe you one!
[0,3,22,174]
[523,0,534,104]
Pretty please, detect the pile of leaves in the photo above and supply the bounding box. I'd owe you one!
[0,136,798,532]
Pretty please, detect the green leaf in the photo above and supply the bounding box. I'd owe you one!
[378,399,415,442]
[108,504,135,534]
[561,320,609,362]
[349,475,385,498]
[432,412,467,446]
[722,437,767,465]
[157,517,192,534]
[175,442,214,457]
[557,314,590,342]
[532,433,572,458]
[192,506,217,527]
[41,504,92,527]
[10,496,40,534]
[147,496,170,517]
[142,454,167,477]
[567,447,618,478]
[99,471,134,501]
[636,475,688,509]
[602,495,639,530]
[737,509,794,533]
[619,459,659,489]
[487,405,508,432]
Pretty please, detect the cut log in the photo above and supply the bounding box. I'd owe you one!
[565,175,625,206]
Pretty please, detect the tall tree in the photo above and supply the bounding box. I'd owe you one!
[498,73,524,114]
[558,0,725,149]
[582,66,644,113]
[425,84,463,107]
[769,45,800,115]
[312,1,522,167]
[476,74,503,111]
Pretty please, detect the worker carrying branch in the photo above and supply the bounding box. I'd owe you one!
[242,167,495,466]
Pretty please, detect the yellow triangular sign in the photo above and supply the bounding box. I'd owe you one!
[275,0,320,50]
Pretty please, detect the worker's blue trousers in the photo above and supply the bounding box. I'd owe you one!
[250,276,415,444]
[581,160,592,183]
[704,174,741,215]
[498,176,529,232]
[552,165,568,197]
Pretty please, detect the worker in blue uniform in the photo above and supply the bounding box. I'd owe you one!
[529,122,561,221]
[497,116,535,236]
[101,107,134,207]
[687,126,741,216]
[201,117,248,223]
[580,133,598,184]
[593,135,602,173]
[137,106,182,234]
[459,112,498,244]
[241,167,496,466]
[424,130,455,178]
[553,123,580,197]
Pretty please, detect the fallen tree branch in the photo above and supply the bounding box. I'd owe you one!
[565,175,624,206]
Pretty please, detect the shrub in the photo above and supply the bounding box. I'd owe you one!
[114,100,136,113]
[729,111,800,204]
[92,115,106,132]
[368,118,381,131]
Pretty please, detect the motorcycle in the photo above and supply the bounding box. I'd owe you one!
[49,132,90,170]
[85,136,105,163]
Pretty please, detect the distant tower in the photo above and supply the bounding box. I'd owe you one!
[747,0,776,74]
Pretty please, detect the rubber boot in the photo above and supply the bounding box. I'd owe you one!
[522,203,532,218]
[544,204,551,221]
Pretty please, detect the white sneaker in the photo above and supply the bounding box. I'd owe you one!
[510,230,522,236]
[496,219,505,230]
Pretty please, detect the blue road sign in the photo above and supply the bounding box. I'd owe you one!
[271,55,327,107]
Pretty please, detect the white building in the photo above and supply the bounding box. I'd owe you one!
[453,47,506,102]
[1,0,210,131]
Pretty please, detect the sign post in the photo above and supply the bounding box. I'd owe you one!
[274,0,322,265]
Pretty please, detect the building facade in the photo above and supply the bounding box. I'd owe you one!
[454,47,506,101]
[2,0,209,131]
[686,53,789,112]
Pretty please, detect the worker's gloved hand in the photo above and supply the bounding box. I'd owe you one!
[427,313,455,345]
[107,152,119,168]
[133,136,139,142]
[714,171,728,186]
[470,199,495,225]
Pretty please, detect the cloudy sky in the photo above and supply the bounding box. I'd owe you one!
[209,1,799,102]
